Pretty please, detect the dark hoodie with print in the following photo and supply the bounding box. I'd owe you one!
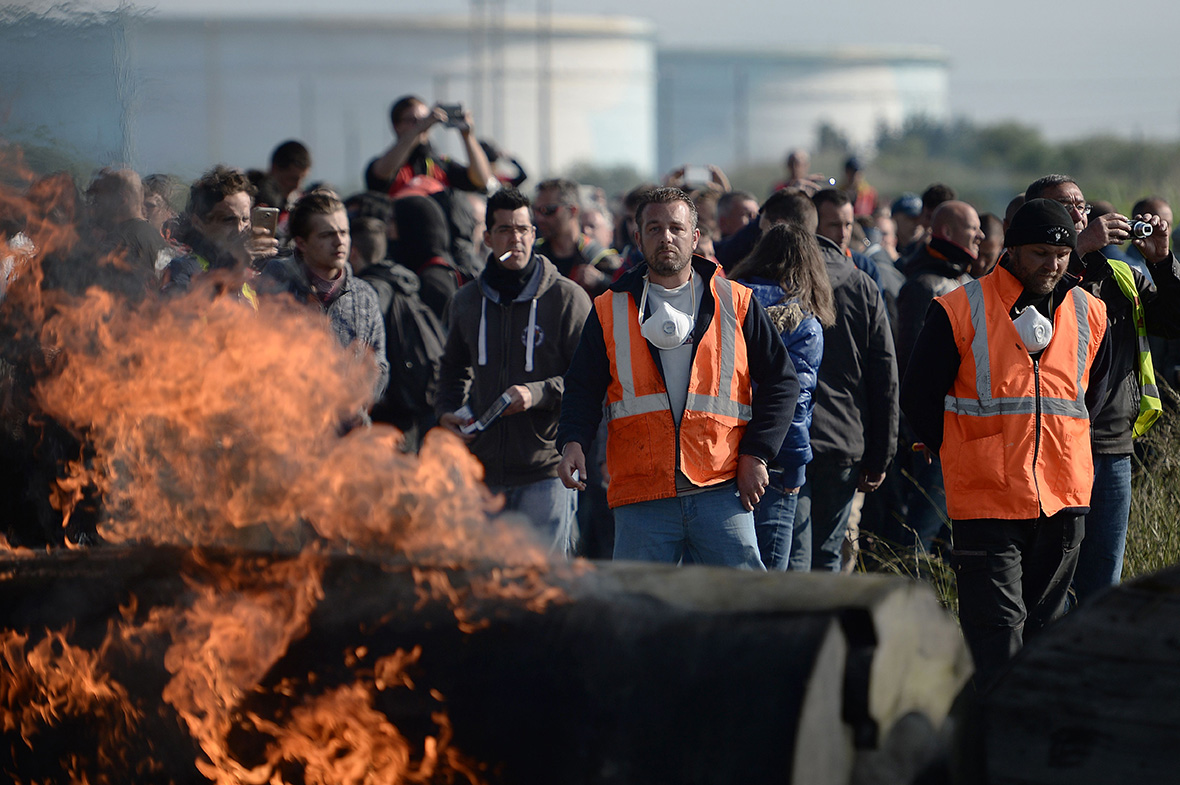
[436,253,592,487]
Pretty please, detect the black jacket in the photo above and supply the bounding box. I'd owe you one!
[810,238,899,473]
[1071,250,1180,454]
[161,231,240,294]
[437,254,592,487]
[557,256,799,469]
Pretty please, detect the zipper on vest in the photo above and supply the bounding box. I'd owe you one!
[1032,358,1042,504]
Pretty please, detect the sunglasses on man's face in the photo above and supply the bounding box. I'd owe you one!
[535,204,568,217]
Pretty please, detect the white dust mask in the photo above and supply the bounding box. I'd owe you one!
[638,277,695,351]
[1013,306,1053,353]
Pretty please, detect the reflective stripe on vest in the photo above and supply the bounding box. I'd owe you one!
[938,266,1106,520]
[945,281,1091,420]
[606,275,752,423]
[1105,257,1162,437]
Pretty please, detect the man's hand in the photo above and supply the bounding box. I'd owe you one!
[413,105,446,137]
[228,228,278,268]
[454,108,476,136]
[438,412,475,443]
[663,166,687,187]
[707,164,731,192]
[570,263,606,292]
[737,454,769,512]
[558,443,588,491]
[858,470,886,494]
[1076,211,1131,256]
[245,230,279,268]
[501,384,535,416]
[1134,212,1172,264]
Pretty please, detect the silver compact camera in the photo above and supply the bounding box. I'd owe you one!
[1130,220,1153,239]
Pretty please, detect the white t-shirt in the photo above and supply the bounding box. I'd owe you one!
[643,271,708,495]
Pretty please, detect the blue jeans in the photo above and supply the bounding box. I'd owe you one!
[754,469,801,571]
[612,486,765,570]
[1072,454,1132,603]
[799,455,860,572]
[903,455,951,555]
[490,477,579,558]
[790,484,813,571]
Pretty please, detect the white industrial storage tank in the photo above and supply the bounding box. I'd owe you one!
[657,46,949,173]
[0,8,657,189]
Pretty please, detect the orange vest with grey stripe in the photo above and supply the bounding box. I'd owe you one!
[596,273,753,509]
[938,264,1107,520]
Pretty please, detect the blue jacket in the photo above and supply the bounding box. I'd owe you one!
[739,277,823,487]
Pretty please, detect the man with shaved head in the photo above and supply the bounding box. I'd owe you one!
[897,201,983,373]
[891,200,983,552]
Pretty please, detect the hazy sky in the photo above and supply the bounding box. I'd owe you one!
[105,0,1180,141]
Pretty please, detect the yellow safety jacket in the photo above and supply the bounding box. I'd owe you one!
[1104,258,1162,437]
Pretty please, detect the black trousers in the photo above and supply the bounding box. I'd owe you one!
[951,512,1084,689]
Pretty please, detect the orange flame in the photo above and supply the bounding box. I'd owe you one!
[160,549,327,782]
[0,147,580,784]
[0,627,141,780]
[251,647,484,785]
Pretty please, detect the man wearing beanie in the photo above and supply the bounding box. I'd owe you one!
[900,199,1112,689]
[1023,175,1180,606]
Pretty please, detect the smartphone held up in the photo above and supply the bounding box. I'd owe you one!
[251,206,280,238]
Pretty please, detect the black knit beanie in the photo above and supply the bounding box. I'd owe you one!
[1004,198,1077,250]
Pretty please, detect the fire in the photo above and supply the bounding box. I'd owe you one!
[161,549,327,783]
[254,647,485,785]
[0,627,141,783]
[0,149,578,782]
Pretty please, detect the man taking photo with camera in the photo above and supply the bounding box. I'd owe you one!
[1023,175,1180,605]
[365,95,494,199]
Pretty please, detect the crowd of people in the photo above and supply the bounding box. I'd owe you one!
[2,92,1178,686]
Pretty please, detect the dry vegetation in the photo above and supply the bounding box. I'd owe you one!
[1124,382,1180,579]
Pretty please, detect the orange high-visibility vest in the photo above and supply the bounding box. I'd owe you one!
[938,265,1107,520]
[596,273,753,508]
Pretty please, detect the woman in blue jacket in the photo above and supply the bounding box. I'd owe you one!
[731,223,834,570]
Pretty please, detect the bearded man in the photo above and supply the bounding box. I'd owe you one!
[900,199,1113,688]
[556,187,798,568]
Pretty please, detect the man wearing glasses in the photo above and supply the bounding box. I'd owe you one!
[1024,174,1180,603]
[533,178,621,295]
[437,188,592,557]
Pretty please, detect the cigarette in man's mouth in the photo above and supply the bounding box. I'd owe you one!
[499,251,514,262]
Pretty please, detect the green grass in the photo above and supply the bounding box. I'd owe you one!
[1124,383,1180,579]
[857,384,1180,610]
[855,528,959,619]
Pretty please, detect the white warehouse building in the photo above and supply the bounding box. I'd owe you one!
[0,8,657,191]
[657,46,950,173]
[1,8,948,187]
